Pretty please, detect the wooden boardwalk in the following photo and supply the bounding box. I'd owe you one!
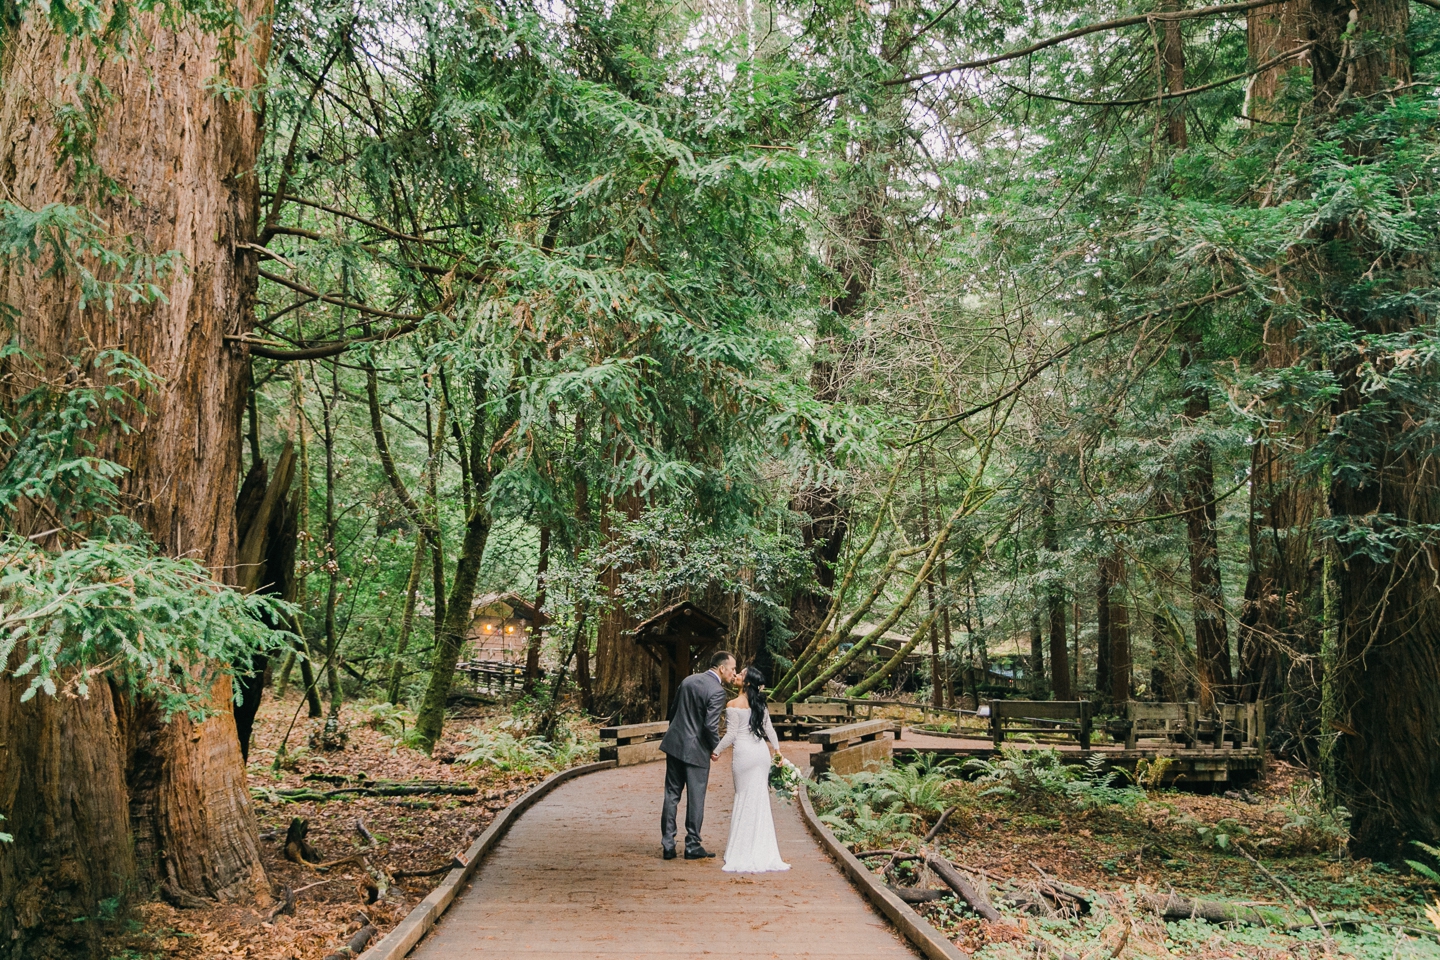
[409,742,920,959]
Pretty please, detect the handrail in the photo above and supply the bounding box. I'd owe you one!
[811,696,981,719]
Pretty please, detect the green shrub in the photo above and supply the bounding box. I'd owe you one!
[360,701,416,740]
[964,747,1146,811]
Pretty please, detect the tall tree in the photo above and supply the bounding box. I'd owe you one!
[0,0,273,948]
[1041,480,1073,699]
[1308,0,1437,860]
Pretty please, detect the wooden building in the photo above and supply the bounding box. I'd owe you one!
[632,602,728,719]
[466,592,541,661]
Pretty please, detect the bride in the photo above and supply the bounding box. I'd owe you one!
[711,666,791,873]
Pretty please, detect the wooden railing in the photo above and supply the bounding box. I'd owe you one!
[989,700,1093,751]
[455,659,524,693]
[599,721,668,766]
[810,719,895,777]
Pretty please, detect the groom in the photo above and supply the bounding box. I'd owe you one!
[658,649,736,860]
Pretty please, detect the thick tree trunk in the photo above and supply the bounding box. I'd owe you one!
[1245,0,1311,117]
[1235,1,1318,760]
[1310,0,1408,109]
[1028,620,1046,699]
[0,0,273,943]
[1310,0,1428,863]
[0,674,136,959]
[593,491,656,718]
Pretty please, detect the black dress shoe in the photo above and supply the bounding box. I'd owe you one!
[684,847,716,860]
[662,848,677,860]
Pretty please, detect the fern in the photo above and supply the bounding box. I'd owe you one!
[1407,841,1440,884]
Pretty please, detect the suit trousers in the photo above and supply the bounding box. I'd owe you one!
[661,753,710,855]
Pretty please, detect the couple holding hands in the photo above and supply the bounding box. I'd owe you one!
[658,650,791,873]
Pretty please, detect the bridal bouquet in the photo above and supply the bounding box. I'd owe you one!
[768,756,803,800]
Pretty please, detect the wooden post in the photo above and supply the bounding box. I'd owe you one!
[1079,700,1092,751]
[989,701,1002,748]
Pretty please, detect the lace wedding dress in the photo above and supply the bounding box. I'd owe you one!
[714,706,791,873]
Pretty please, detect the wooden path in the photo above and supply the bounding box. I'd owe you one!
[408,742,920,959]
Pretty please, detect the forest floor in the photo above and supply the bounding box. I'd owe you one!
[812,744,1440,959]
[105,690,597,960]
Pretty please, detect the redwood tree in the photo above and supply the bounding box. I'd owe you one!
[0,0,273,949]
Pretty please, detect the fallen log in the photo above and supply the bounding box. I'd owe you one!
[1138,892,1272,925]
[266,886,297,921]
[887,885,952,904]
[926,855,1001,922]
[322,924,376,960]
[391,854,466,879]
[271,782,478,802]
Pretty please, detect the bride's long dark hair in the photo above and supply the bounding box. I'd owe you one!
[743,666,768,740]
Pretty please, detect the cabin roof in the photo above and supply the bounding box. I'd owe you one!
[469,591,542,622]
[632,601,727,646]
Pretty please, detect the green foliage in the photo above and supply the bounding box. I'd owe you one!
[456,715,597,775]
[0,538,289,718]
[809,759,964,847]
[0,345,153,522]
[1279,780,1351,855]
[965,749,1147,812]
[817,799,917,849]
[1406,841,1440,885]
[1192,816,1251,851]
[359,701,416,740]
[0,341,288,719]
[0,204,178,310]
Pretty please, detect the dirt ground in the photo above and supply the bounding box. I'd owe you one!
[108,692,554,960]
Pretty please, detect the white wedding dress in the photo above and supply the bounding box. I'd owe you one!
[714,706,791,873]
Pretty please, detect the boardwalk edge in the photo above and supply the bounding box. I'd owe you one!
[358,759,618,960]
[797,783,970,960]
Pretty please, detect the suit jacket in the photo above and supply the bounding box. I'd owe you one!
[659,670,726,767]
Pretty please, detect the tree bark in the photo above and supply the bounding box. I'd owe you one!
[387,534,428,705]
[1041,483,1073,699]
[0,0,273,943]
[1245,0,1311,118]
[1095,558,1113,704]
[1309,0,1429,862]
[233,442,299,761]
[414,372,506,749]
[1181,381,1234,713]
[523,526,552,694]
[1029,619,1046,699]
[593,490,655,717]
[1109,554,1132,705]
[1160,0,1189,149]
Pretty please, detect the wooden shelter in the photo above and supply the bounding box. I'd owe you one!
[632,602,728,718]
[467,592,542,661]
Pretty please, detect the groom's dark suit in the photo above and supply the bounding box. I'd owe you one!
[659,669,727,856]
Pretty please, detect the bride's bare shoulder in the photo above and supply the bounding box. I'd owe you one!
[727,694,748,709]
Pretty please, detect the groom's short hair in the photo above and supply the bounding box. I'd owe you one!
[708,650,735,669]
